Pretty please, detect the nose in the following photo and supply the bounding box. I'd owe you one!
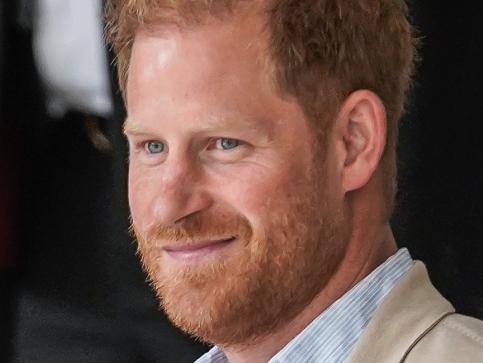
[150,154,212,226]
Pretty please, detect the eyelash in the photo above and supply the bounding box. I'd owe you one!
[136,138,243,149]
[132,140,165,154]
[209,137,242,151]
[132,137,247,163]
[145,140,165,154]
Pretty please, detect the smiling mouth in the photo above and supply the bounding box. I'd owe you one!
[162,237,237,262]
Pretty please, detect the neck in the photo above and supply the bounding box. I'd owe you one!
[223,193,397,363]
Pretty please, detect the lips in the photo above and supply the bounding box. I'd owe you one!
[162,237,236,262]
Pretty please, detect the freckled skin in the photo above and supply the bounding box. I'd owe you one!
[126,16,319,237]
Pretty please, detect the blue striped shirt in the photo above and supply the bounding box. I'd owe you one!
[194,248,413,363]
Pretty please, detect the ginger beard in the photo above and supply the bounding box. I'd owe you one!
[133,144,351,347]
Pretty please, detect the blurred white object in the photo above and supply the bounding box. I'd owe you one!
[33,0,113,118]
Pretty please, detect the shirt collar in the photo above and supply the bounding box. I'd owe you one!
[195,248,413,363]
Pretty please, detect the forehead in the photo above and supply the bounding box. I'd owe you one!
[125,6,287,125]
[127,7,271,98]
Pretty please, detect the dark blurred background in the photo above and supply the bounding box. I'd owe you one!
[0,1,482,362]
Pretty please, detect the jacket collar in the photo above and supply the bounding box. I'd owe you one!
[346,262,455,363]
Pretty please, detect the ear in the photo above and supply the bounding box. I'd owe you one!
[334,90,387,193]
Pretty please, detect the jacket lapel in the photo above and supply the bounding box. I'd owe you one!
[346,262,455,363]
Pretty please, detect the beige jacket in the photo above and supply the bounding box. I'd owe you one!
[346,262,483,362]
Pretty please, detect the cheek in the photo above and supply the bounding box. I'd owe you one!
[128,165,155,232]
[210,163,301,223]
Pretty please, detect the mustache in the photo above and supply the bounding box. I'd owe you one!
[131,210,254,246]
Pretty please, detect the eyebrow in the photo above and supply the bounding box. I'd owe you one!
[123,119,148,136]
[123,114,272,138]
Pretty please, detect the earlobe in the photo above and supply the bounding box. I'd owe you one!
[339,90,387,193]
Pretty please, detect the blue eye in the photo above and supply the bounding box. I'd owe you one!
[216,138,240,150]
[145,141,165,154]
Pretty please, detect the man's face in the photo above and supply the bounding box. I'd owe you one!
[126,9,350,346]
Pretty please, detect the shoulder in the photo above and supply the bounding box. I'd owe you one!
[405,313,483,362]
[346,262,482,363]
